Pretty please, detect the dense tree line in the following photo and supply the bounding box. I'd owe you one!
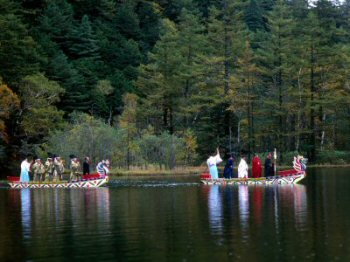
[0,0,350,171]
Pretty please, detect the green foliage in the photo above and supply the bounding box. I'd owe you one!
[41,113,195,169]
[0,0,41,87]
[1,0,350,170]
[315,151,350,165]
[19,74,65,140]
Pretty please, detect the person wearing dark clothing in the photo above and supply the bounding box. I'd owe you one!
[83,157,90,175]
[223,156,234,179]
[264,153,273,177]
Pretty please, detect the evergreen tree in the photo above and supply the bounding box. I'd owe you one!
[0,0,41,87]
[255,0,295,156]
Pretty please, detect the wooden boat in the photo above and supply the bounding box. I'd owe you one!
[7,173,109,189]
[200,169,306,185]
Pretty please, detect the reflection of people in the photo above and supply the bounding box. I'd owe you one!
[208,185,223,235]
[239,185,249,229]
[238,156,248,178]
[264,153,273,177]
[21,189,31,239]
[252,154,262,178]
[206,148,222,179]
[83,157,90,175]
[223,156,234,179]
[20,157,31,182]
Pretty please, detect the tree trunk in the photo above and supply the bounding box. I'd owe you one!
[309,41,316,161]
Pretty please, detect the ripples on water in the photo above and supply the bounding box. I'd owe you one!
[1,168,350,261]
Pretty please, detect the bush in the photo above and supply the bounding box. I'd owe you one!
[315,151,350,165]
[38,113,197,169]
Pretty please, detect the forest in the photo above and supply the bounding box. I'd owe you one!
[0,0,350,172]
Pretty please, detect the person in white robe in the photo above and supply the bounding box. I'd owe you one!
[206,148,222,179]
[20,158,31,182]
[238,156,248,178]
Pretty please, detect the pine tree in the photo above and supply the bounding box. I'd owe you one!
[0,0,41,87]
[137,19,182,134]
[255,0,295,156]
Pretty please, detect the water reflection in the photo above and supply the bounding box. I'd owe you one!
[252,186,263,225]
[205,184,308,241]
[293,185,307,229]
[238,185,249,232]
[208,185,223,236]
[21,189,31,240]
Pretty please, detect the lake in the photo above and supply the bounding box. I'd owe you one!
[1,168,350,261]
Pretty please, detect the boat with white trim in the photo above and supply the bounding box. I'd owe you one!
[200,169,306,185]
[7,173,109,189]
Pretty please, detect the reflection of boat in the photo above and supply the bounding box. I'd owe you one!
[7,174,109,189]
[200,170,306,185]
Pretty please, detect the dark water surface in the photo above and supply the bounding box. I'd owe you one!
[1,168,350,261]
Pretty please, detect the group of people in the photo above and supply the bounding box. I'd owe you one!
[19,155,110,183]
[207,149,276,179]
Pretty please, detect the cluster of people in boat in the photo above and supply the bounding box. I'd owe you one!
[19,154,110,183]
[207,148,305,179]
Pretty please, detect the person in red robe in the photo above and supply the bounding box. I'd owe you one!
[252,153,262,178]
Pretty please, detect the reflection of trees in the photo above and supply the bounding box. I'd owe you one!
[0,190,24,261]
[3,171,350,261]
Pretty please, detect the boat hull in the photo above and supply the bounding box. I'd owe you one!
[8,176,109,189]
[201,173,306,185]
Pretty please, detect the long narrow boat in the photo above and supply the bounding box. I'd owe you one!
[200,169,306,185]
[7,173,109,189]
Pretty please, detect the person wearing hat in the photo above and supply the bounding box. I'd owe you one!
[70,156,81,181]
[45,157,54,181]
[53,156,65,181]
[32,158,45,182]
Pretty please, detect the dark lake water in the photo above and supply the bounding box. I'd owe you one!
[1,168,350,261]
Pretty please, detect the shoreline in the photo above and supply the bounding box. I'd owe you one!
[108,164,350,177]
[1,164,350,183]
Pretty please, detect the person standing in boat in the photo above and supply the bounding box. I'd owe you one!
[45,157,54,181]
[238,156,248,179]
[70,156,81,181]
[20,157,32,182]
[252,153,262,178]
[223,155,234,179]
[53,156,65,181]
[83,156,90,175]
[264,153,273,177]
[32,158,45,182]
[206,148,223,179]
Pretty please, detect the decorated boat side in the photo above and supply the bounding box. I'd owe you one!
[7,173,109,189]
[200,170,306,185]
[201,155,307,185]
